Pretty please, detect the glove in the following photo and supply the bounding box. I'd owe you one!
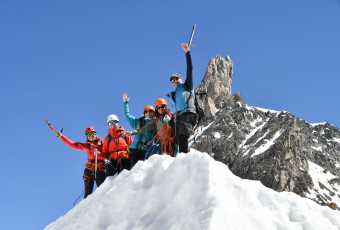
[104,159,110,164]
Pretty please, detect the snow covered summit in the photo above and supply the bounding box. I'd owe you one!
[45,150,340,230]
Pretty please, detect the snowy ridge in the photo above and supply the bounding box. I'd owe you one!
[45,151,340,230]
[307,161,340,206]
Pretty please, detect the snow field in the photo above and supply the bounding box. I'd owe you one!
[45,150,340,230]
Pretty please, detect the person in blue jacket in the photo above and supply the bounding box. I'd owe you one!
[168,43,196,153]
[122,93,155,168]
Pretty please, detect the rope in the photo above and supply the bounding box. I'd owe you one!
[142,114,178,158]
[160,124,175,156]
[73,166,96,206]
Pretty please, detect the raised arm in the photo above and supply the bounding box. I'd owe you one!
[181,43,193,90]
[123,94,139,129]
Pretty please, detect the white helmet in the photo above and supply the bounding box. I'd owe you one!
[107,114,119,124]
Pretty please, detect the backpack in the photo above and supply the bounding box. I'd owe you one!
[106,131,129,159]
[181,85,206,127]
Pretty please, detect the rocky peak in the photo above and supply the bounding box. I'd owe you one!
[196,54,233,118]
[192,54,340,211]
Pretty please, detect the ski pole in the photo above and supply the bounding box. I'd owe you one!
[188,24,196,47]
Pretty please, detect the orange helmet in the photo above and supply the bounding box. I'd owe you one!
[155,98,168,107]
[144,105,155,113]
[85,127,96,135]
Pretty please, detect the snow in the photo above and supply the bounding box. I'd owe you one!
[214,132,221,139]
[190,120,215,142]
[241,120,267,156]
[45,150,340,230]
[251,130,283,157]
[332,137,340,144]
[311,146,322,152]
[252,105,281,114]
[307,161,340,206]
[311,122,327,127]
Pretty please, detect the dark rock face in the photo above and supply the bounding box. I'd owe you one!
[191,54,340,209]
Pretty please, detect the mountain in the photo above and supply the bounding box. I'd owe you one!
[191,54,340,210]
[45,151,340,230]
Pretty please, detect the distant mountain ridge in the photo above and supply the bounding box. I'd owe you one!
[191,54,340,210]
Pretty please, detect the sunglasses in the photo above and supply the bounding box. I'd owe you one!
[108,121,118,126]
[145,110,154,114]
[170,77,179,83]
[156,105,166,110]
[87,132,96,138]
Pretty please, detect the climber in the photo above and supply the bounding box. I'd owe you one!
[122,93,155,168]
[168,43,196,153]
[102,114,133,176]
[125,98,178,159]
[57,127,106,198]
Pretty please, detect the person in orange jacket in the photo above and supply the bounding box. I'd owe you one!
[102,114,133,176]
[57,127,106,198]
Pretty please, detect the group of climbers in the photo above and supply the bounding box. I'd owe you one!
[51,43,198,199]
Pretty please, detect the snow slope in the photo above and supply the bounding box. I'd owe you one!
[45,150,340,230]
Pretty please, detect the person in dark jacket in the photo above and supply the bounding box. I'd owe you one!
[122,93,155,168]
[57,127,106,198]
[168,43,196,153]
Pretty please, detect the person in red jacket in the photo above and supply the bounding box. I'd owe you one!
[102,114,133,176]
[57,127,106,198]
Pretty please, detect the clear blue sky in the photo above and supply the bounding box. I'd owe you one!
[1,1,339,229]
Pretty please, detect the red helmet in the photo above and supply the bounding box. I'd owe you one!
[144,105,155,113]
[85,127,96,135]
[155,98,168,107]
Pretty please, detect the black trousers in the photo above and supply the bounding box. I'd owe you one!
[83,168,106,198]
[129,148,146,168]
[106,158,131,177]
[175,112,196,153]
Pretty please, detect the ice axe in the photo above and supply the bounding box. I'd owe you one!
[46,120,63,135]
[188,24,196,47]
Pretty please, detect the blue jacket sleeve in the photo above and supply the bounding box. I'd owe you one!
[123,102,139,129]
[184,51,193,90]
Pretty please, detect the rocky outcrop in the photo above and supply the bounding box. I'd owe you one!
[195,54,233,118]
[191,54,340,210]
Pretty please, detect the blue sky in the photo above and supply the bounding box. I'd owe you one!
[1,1,339,229]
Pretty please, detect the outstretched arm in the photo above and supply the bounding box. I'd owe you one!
[127,119,156,136]
[181,43,193,90]
[59,134,86,151]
